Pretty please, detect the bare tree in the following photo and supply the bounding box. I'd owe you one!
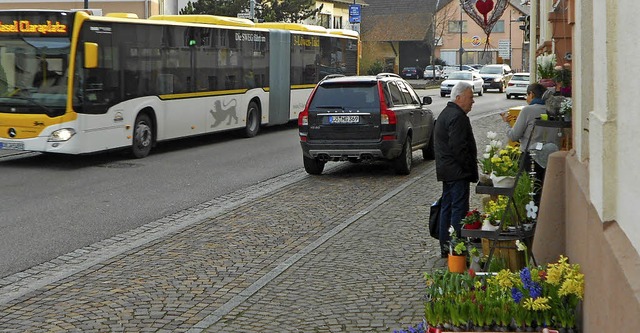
[428,1,457,73]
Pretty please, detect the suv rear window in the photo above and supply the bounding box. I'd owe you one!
[309,82,379,109]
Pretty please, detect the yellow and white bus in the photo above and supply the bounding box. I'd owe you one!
[0,10,359,157]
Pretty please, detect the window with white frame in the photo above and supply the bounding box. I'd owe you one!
[333,16,342,29]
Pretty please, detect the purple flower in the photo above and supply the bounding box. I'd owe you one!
[528,281,543,299]
[511,287,524,303]
[520,267,532,287]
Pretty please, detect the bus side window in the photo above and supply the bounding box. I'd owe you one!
[208,76,217,90]
[157,74,174,94]
[225,75,236,90]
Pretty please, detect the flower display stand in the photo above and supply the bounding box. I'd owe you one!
[463,181,536,271]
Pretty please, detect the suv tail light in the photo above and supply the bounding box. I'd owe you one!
[298,109,308,142]
[298,109,308,126]
[378,82,396,125]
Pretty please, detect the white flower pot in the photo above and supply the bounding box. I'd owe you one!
[481,219,499,231]
[490,174,516,188]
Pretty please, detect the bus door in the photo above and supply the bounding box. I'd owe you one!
[267,30,290,125]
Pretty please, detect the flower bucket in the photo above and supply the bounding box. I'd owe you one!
[447,254,466,273]
[490,174,516,188]
[463,221,482,230]
[538,78,556,88]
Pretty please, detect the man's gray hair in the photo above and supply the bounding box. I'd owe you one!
[450,81,473,101]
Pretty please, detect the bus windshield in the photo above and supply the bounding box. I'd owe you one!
[0,36,70,116]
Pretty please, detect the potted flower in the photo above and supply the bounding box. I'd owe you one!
[484,195,508,228]
[477,131,502,185]
[489,145,521,188]
[461,209,483,230]
[559,98,572,122]
[554,63,572,97]
[447,226,467,273]
[537,53,557,88]
[478,131,521,188]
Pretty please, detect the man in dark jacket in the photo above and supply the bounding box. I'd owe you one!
[434,81,479,258]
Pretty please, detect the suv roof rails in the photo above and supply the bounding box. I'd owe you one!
[376,73,401,79]
[321,74,346,81]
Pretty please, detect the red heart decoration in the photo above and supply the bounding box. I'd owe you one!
[462,0,508,36]
[475,0,494,25]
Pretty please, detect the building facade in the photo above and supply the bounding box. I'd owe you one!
[531,0,640,332]
[359,0,437,75]
[434,0,529,70]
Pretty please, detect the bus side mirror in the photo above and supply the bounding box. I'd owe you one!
[84,42,99,69]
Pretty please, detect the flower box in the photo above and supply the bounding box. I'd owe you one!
[424,256,583,333]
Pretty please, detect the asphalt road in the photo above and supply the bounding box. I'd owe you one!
[0,89,525,278]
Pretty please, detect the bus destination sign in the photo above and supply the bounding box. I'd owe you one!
[0,20,68,35]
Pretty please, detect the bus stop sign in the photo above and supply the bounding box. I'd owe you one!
[349,4,361,24]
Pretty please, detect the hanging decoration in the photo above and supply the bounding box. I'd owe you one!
[461,0,509,43]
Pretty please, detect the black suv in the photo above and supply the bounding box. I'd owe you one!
[298,74,435,175]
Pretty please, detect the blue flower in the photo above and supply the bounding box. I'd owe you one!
[511,287,524,303]
[394,322,426,333]
[520,267,532,288]
[528,281,543,299]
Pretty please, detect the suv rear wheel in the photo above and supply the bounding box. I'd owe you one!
[303,156,325,175]
[394,136,412,175]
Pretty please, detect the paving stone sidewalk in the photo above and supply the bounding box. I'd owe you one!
[0,111,506,333]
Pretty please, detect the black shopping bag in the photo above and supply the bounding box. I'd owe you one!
[429,197,441,240]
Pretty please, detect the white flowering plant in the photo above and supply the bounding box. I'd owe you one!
[536,53,557,79]
[478,131,502,174]
[559,98,572,116]
[478,131,521,177]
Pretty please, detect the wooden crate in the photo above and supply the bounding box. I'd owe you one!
[481,238,525,271]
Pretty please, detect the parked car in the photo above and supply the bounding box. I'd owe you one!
[298,74,435,175]
[439,71,484,97]
[442,65,478,78]
[400,66,423,79]
[479,64,513,92]
[506,72,530,99]
[424,65,443,79]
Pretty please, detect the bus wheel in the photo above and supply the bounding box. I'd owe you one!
[132,113,153,158]
[243,101,260,138]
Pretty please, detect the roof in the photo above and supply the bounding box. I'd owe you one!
[361,13,432,42]
[362,0,438,15]
[321,0,367,5]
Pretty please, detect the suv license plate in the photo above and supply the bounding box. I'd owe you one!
[329,115,360,124]
[0,141,24,150]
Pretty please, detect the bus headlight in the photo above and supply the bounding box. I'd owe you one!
[48,128,76,142]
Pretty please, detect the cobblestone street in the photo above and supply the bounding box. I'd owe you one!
[0,110,507,332]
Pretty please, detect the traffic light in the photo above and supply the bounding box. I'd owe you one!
[518,15,531,42]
